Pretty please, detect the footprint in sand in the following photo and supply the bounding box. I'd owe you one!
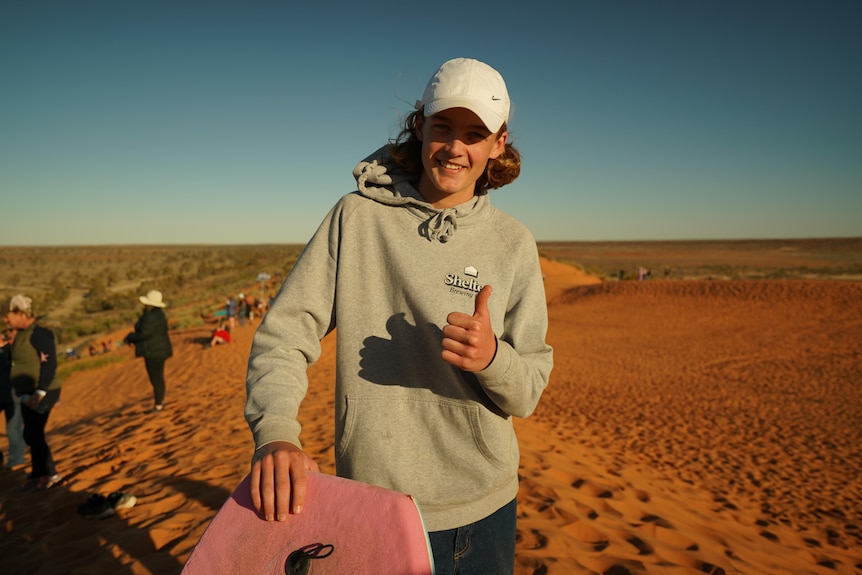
[515,528,549,550]
[560,518,609,552]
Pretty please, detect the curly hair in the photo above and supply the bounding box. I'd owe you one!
[387,109,521,194]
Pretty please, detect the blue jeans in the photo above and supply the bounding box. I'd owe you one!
[2,400,25,466]
[428,499,516,575]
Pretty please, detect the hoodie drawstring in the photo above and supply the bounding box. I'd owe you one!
[354,160,392,192]
[423,209,458,243]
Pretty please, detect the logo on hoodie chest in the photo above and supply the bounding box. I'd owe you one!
[444,266,485,298]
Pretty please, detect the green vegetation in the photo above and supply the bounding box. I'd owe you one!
[57,352,126,379]
[0,244,304,352]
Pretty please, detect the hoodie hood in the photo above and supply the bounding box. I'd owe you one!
[353,146,487,243]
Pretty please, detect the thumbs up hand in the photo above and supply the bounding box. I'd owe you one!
[441,285,497,372]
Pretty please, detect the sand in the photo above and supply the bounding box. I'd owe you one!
[1,258,860,575]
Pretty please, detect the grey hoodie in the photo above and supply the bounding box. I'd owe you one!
[245,147,553,531]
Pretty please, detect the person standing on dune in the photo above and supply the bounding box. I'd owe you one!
[4,295,63,490]
[125,290,173,413]
[245,58,552,573]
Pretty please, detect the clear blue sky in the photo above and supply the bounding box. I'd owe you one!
[2,1,860,245]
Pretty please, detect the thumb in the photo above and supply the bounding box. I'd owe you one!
[474,285,493,318]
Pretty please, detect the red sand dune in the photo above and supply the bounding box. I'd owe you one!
[1,258,860,575]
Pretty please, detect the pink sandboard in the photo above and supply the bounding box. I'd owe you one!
[182,472,434,574]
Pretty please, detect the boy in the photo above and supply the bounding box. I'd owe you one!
[246,57,552,573]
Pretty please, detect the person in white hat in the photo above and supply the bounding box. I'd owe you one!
[246,58,551,574]
[124,290,173,412]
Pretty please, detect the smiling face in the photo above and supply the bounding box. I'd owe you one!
[415,107,507,208]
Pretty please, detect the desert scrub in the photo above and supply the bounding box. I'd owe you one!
[57,353,125,378]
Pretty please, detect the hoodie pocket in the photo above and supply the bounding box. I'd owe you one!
[337,394,516,505]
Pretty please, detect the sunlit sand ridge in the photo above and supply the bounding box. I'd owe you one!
[1,258,860,575]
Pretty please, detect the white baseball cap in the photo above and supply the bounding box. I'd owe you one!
[417,58,510,133]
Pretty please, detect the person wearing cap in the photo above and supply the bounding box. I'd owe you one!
[246,58,551,573]
[3,295,64,490]
[124,290,173,412]
[238,293,249,327]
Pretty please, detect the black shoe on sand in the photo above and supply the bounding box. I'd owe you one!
[77,494,115,519]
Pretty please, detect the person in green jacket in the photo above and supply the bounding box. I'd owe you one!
[4,294,63,490]
[125,290,173,412]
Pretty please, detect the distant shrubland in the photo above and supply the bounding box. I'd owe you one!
[0,244,304,350]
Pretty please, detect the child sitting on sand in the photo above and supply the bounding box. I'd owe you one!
[245,57,553,574]
[209,322,231,347]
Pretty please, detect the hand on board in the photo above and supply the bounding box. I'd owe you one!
[250,441,319,521]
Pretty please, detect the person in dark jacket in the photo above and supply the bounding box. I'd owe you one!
[1,327,25,469]
[4,294,63,490]
[125,290,173,412]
